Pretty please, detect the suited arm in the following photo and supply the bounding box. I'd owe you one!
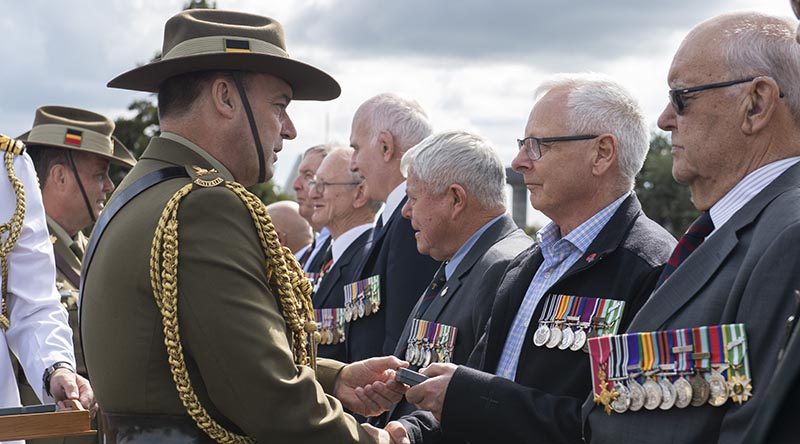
[176,188,372,443]
[718,221,800,442]
[382,219,440,355]
[440,366,583,444]
[5,153,74,403]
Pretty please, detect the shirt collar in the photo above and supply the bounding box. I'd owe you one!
[381,181,407,226]
[709,156,800,235]
[332,223,373,264]
[445,214,505,280]
[160,131,234,180]
[537,192,629,258]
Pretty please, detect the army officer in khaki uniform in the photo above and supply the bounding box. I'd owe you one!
[81,9,404,444]
[17,106,135,444]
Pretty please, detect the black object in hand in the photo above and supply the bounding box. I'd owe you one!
[396,367,429,386]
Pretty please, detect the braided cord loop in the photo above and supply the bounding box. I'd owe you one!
[149,178,317,443]
[0,151,26,330]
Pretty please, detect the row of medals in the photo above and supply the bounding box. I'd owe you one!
[406,338,453,368]
[344,294,380,322]
[533,316,609,351]
[609,363,739,413]
[318,320,346,345]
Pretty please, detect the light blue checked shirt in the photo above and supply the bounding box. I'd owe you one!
[495,193,629,380]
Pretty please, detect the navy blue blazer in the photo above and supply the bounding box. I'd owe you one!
[313,228,372,362]
[345,196,441,363]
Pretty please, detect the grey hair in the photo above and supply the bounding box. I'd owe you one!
[357,93,433,152]
[401,130,506,210]
[534,73,649,188]
[718,13,800,124]
[303,143,334,159]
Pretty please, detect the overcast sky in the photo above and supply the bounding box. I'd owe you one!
[2,0,795,225]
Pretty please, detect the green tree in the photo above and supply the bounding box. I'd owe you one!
[635,133,698,237]
[111,0,287,204]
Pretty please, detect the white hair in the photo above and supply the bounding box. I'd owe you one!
[357,93,433,152]
[718,13,800,124]
[534,73,649,188]
[401,130,506,210]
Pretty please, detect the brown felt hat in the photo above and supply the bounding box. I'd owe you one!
[107,9,341,100]
[19,106,137,168]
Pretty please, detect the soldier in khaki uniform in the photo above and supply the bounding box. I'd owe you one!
[80,9,403,444]
[17,106,136,444]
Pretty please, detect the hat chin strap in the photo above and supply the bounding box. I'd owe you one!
[232,72,267,184]
[67,151,97,224]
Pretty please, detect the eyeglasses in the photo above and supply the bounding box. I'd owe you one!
[516,134,599,161]
[668,77,755,115]
[308,179,361,193]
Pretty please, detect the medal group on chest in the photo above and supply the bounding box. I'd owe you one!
[589,324,753,415]
[533,294,626,352]
[405,318,458,367]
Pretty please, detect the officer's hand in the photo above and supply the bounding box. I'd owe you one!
[361,423,392,444]
[385,420,411,444]
[404,363,457,421]
[336,356,409,416]
[50,370,98,418]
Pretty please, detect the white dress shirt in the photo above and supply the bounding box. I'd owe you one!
[0,152,75,422]
[331,223,373,265]
[380,181,407,226]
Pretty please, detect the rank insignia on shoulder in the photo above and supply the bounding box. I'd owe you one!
[189,166,224,188]
[0,134,25,155]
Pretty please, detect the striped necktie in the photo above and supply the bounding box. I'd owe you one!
[655,211,714,288]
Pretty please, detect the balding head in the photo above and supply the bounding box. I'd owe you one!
[267,200,314,254]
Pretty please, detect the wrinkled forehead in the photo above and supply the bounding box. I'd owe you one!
[668,27,729,85]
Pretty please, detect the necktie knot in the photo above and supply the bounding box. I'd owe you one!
[655,211,714,288]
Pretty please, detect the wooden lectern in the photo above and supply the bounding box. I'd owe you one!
[0,400,95,441]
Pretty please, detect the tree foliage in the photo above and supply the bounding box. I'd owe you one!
[635,133,698,237]
[110,0,289,204]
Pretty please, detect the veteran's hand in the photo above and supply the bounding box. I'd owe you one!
[336,356,409,416]
[404,363,457,421]
[361,423,392,444]
[385,420,411,444]
[50,370,98,418]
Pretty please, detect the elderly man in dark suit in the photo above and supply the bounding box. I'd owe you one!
[374,130,531,424]
[583,12,800,444]
[386,74,676,444]
[310,147,381,362]
[347,94,441,363]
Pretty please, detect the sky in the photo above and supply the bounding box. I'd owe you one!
[2,0,796,225]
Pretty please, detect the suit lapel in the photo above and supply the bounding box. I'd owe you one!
[627,163,800,331]
[421,215,519,323]
[314,230,371,307]
[355,196,407,277]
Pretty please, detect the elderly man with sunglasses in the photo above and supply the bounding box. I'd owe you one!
[385,73,676,444]
[583,11,800,444]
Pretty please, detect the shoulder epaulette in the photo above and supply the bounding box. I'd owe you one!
[0,134,25,155]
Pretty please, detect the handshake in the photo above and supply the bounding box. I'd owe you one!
[335,356,458,444]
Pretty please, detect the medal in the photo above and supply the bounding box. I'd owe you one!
[589,335,618,415]
[723,323,753,405]
[357,299,366,318]
[640,332,661,410]
[690,326,712,406]
[559,326,575,350]
[571,327,588,351]
[707,326,729,407]
[671,328,694,408]
[546,324,562,348]
[608,334,630,413]
[559,298,582,350]
[656,331,676,410]
[627,378,645,411]
[368,276,381,314]
[533,295,557,347]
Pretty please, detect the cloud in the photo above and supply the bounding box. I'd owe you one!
[288,0,728,64]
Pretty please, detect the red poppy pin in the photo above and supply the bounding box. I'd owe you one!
[585,253,597,262]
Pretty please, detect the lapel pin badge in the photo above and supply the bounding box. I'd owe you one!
[585,253,597,262]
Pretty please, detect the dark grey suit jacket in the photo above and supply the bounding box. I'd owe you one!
[387,214,531,420]
[313,228,372,362]
[584,161,800,444]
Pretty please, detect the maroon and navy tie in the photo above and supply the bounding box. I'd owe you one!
[655,211,715,288]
